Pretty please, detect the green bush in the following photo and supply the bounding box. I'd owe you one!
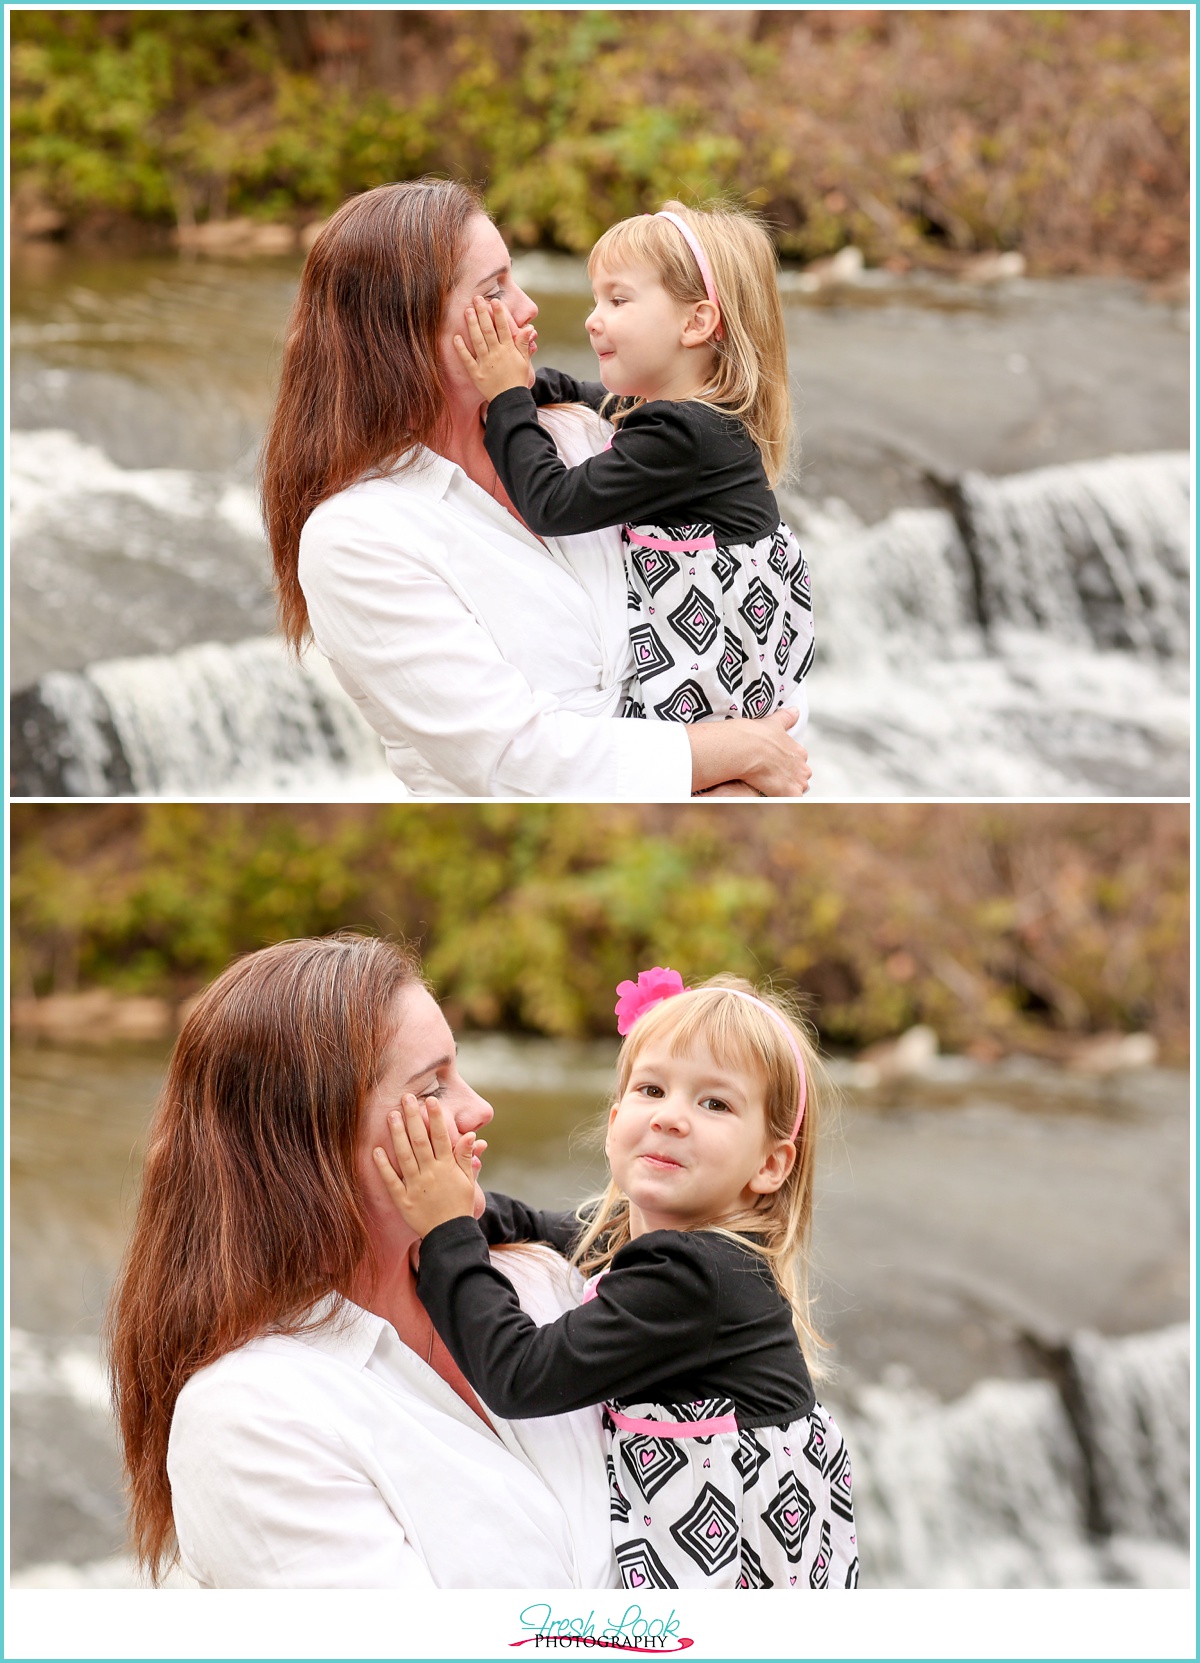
[10,10,1190,275]
[9,805,1190,1061]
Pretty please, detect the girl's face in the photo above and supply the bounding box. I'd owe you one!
[585,260,718,402]
[606,1037,795,1237]
[439,214,538,412]
[358,984,494,1237]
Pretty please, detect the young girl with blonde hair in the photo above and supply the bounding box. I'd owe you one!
[377,970,857,1591]
[454,202,814,739]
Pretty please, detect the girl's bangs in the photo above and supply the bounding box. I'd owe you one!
[588,216,699,294]
[622,990,798,1125]
[588,216,659,276]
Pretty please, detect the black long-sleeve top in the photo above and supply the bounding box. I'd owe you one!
[481,368,780,543]
[413,1192,815,1431]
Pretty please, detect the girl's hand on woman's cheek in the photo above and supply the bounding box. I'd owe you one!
[372,1094,486,1237]
[451,297,532,403]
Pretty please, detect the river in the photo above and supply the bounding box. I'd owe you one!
[9,1035,1190,1588]
[9,246,1191,798]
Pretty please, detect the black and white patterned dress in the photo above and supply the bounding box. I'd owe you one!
[483,372,814,730]
[605,1394,856,1590]
[416,1200,859,1592]
[621,519,813,724]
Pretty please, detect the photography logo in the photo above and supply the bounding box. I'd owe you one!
[510,1604,693,1653]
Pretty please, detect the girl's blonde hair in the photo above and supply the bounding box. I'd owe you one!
[572,975,828,1374]
[587,201,792,487]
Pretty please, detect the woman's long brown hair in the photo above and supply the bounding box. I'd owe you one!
[260,179,485,649]
[105,933,419,1581]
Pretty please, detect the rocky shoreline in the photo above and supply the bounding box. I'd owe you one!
[10,990,1162,1082]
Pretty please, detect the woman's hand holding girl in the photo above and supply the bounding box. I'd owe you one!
[453,298,535,404]
[688,707,811,798]
[373,1094,487,1237]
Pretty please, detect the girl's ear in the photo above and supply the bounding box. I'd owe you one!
[748,1137,797,1196]
[604,1101,620,1154]
[681,300,721,349]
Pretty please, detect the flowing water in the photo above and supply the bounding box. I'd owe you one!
[9,1036,1189,1588]
[9,248,1191,797]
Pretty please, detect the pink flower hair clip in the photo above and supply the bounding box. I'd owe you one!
[614,967,687,1035]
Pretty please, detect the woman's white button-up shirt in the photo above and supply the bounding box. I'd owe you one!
[167,1247,618,1589]
[298,407,692,800]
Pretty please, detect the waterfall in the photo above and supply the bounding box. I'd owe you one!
[844,1323,1191,1588]
[11,638,393,797]
[786,496,982,668]
[958,453,1191,657]
[10,450,1190,797]
[9,1320,1187,1587]
[1067,1323,1191,1545]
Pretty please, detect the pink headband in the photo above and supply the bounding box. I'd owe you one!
[614,968,806,1138]
[651,211,724,342]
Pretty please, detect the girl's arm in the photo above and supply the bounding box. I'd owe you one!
[532,367,611,414]
[484,390,704,536]
[454,298,702,536]
[481,1191,582,1256]
[374,1099,719,1418]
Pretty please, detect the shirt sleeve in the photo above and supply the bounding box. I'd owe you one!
[415,1219,720,1418]
[481,1192,583,1255]
[532,367,611,413]
[168,1372,434,1588]
[484,389,704,536]
[300,507,693,800]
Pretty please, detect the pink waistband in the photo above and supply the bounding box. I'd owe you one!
[607,1407,738,1439]
[628,532,717,553]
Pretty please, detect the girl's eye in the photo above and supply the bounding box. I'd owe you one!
[637,1083,664,1098]
[422,1082,446,1100]
[701,1096,731,1113]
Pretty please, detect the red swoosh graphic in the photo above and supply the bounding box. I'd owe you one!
[509,1640,693,1653]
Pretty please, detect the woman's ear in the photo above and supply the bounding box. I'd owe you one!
[681,300,721,349]
[748,1137,797,1196]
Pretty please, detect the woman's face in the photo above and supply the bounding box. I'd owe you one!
[358,984,494,1232]
[439,214,539,410]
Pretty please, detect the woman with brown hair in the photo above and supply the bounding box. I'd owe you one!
[260,179,810,799]
[106,934,615,1587]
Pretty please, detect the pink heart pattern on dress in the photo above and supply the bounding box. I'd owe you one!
[706,1519,723,1539]
[639,1449,654,1466]
[784,1509,800,1528]
[630,1569,645,1588]
[644,1516,652,1526]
